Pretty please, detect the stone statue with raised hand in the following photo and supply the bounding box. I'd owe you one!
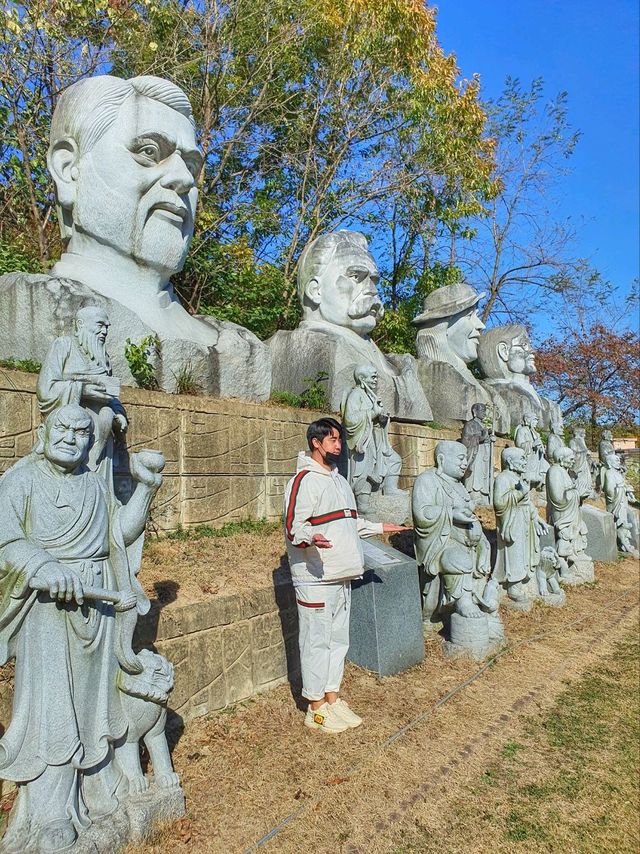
[476,324,561,434]
[514,413,549,489]
[0,74,270,400]
[569,426,594,500]
[493,446,549,609]
[269,230,431,419]
[546,446,594,583]
[340,364,407,521]
[412,440,503,660]
[460,402,495,506]
[412,282,492,425]
[601,452,639,555]
[37,306,126,479]
[0,404,182,854]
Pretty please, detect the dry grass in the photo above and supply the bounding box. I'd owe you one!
[125,555,639,854]
[139,524,286,604]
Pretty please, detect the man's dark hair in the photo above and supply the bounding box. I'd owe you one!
[307,417,342,450]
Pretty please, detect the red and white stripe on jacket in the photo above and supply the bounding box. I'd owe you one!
[283,451,382,584]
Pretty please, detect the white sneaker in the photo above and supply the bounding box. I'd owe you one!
[330,699,363,728]
[304,702,349,734]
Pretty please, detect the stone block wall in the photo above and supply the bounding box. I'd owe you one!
[134,583,299,724]
[0,369,506,532]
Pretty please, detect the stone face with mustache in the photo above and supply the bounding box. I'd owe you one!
[267,230,433,419]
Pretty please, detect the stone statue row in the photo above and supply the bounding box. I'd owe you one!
[340,366,637,663]
[1,72,557,435]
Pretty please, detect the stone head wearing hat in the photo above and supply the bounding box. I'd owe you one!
[413,282,485,372]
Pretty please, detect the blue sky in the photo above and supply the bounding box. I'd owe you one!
[435,0,639,311]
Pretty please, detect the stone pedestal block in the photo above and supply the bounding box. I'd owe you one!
[581,504,618,562]
[348,538,424,676]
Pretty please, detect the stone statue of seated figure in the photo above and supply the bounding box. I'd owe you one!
[546,446,595,583]
[0,405,183,854]
[0,74,270,400]
[477,324,561,434]
[268,230,432,419]
[601,452,639,556]
[412,282,491,426]
[340,364,408,521]
[37,306,126,482]
[412,440,503,659]
[493,446,549,610]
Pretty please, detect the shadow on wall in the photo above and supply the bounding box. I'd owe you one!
[272,555,304,711]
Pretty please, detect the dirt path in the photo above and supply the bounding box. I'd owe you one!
[127,557,639,854]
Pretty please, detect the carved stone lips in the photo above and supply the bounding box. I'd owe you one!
[151,201,187,221]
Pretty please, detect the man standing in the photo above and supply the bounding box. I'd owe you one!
[284,418,408,734]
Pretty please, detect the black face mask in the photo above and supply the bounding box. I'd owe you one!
[323,451,341,466]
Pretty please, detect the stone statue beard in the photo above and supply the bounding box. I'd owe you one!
[76,327,110,370]
[71,152,193,279]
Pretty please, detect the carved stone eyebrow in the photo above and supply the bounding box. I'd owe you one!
[131,132,203,169]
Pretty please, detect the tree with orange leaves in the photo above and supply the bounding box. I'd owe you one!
[535,308,640,441]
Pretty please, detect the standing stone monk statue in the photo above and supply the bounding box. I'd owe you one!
[460,402,495,506]
[493,446,549,607]
[545,412,566,464]
[340,364,405,515]
[596,429,615,491]
[569,426,594,500]
[0,404,181,853]
[546,446,594,582]
[514,413,548,488]
[601,452,638,555]
[37,306,126,478]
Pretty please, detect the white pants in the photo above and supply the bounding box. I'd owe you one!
[295,581,351,701]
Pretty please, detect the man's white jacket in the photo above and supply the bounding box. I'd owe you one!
[284,452,383,585]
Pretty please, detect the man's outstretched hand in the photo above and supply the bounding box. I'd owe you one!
[311,533,333,549]
[382,523,412,533]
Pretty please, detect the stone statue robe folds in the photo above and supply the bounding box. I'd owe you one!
[569,436,592,499]
[493,471,540,584]
[514,423,548,485]
[0,459,148,819]
[546,464,588,559]
[342,385,399,495]
[461,418,492,501]
[412,470,489,615]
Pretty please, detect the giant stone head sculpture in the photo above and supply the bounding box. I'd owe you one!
[48,75,202,283]
[477,324,536,382]
[412,283,485,369]
[298,230,384,337]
